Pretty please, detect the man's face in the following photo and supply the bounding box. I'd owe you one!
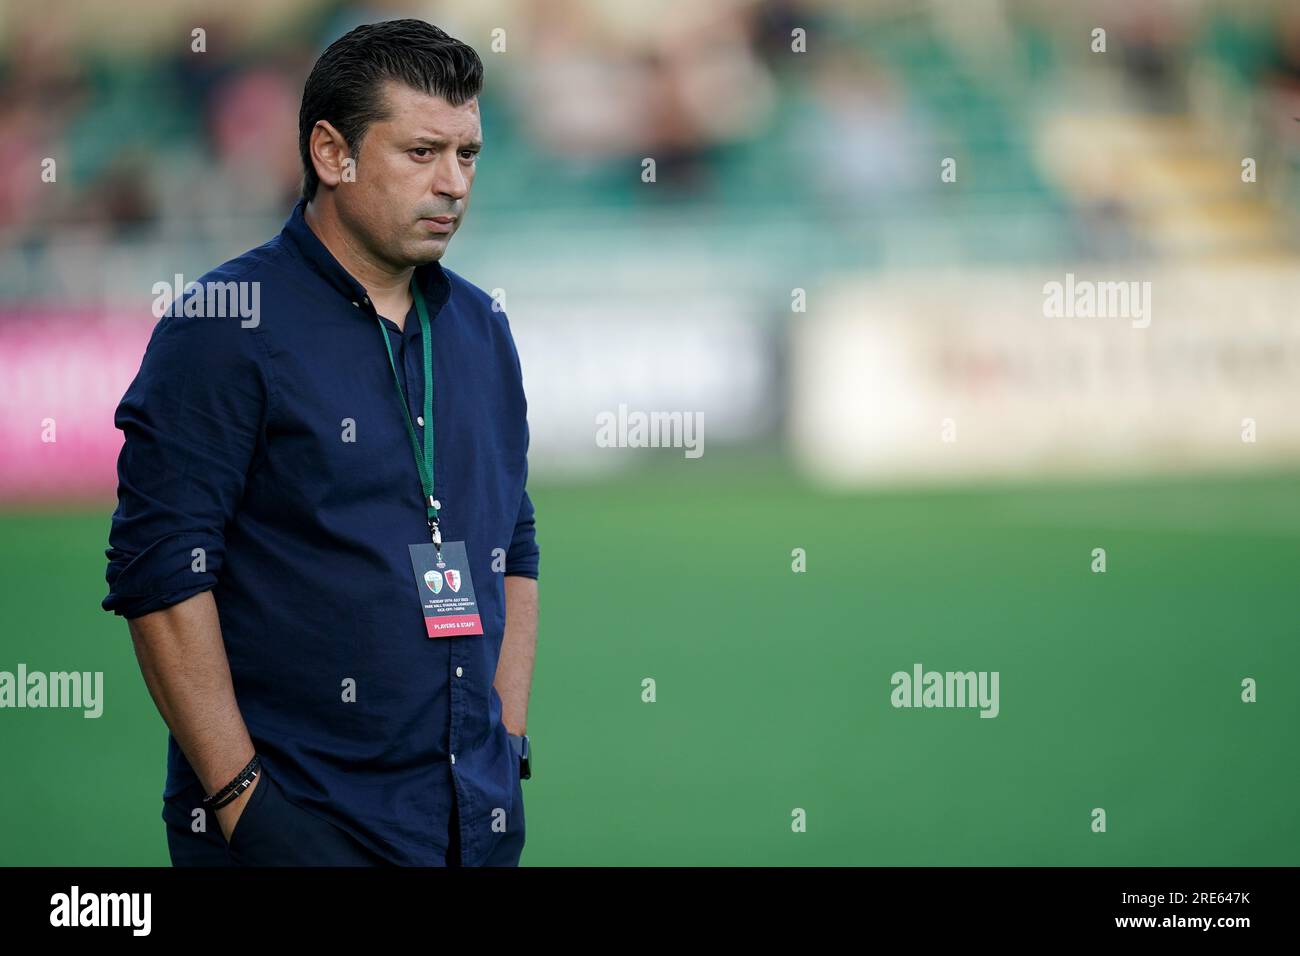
[335,80,481,269]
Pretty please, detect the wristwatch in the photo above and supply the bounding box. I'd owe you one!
[507,732,531,780]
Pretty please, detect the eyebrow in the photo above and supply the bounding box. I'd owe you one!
[411,136,483,150]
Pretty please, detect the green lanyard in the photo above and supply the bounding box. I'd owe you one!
[376,277,440,546]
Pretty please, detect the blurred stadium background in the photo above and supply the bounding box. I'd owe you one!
[1,0,1298,865]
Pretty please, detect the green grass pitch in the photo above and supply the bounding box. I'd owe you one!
[2,460,1296,865]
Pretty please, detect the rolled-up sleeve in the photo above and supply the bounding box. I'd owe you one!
[505,469,540,579]
[503,315,539,580]
[102,307,270,619]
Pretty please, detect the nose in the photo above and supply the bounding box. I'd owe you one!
[432,150,469,202]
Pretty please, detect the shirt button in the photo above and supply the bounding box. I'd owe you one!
[417,415,425,426]
[455,666,463,677]
[450,753,456,765]
[351,301,359,307]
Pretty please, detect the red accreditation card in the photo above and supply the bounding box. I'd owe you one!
[408,541,484,637]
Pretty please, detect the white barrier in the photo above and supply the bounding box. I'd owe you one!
[791,264,1300,485]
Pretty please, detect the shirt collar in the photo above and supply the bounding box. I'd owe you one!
[279,196,452,314]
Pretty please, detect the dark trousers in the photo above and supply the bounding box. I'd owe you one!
[163,769,469,866]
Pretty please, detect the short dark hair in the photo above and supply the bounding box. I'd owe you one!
[298,19,483,201]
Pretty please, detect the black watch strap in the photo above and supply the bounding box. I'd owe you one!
[508,733,531,780]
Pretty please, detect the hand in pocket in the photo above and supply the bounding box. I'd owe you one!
[223,768,272,849]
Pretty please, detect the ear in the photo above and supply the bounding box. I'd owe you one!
[309,120,352,191]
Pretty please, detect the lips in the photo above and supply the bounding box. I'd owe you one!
[420,216,456,235]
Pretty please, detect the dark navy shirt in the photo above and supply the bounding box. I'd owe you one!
[102,198,539,866]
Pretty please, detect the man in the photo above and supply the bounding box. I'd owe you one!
[102,19,539,866]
